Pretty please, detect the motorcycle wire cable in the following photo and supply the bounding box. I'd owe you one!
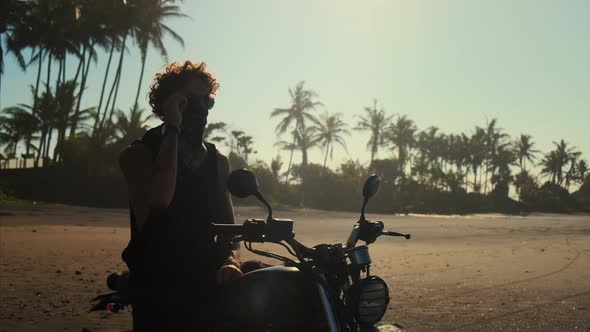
[285,237,316,262]
[278,240,298,258]
[244,241,297,265]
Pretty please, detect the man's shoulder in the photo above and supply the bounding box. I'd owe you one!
[210,148,229,171]
[119,141,152,176]
[144,123,165,140]
[203,141,228,162]
[215,149,228,162]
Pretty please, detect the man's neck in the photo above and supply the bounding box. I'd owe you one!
[180,133,206,153]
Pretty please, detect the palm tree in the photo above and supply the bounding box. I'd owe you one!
[84,107,119,148]
[489,145,516,194]
[540,151,560,184]
[131,0,186,109]
[452,133,471,190]
[68,1,112,138]
[354,99,393,167]
[468,127,486,192]
[271,81,322,179]
[0,106,39,166]
[552,139,579,186]
[273,135,299,182]
[33,85,56,164]
[4,1,52,157]
[270,155,283,181]
[203,122,227,145]
[513,170,537,202]
[52,80,80,162]
[415,126,445,188]
[564,151,582,190]
[230,130,256,164]
[0,0,31,108]
[577,160,588,184]
[411,154,430,185]
[294,126,319,166]
[384,114,417,182]
[95,0,135,134]
[513,134,539,172]
[313,112,350,168]
[114,105,153,145]
[482,119,509,193]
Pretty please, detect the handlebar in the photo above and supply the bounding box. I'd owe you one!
[210,223,245,235]
[211,218,410,264]
[211,218,295,243]
[355,219,412,245]
[381,231,411,239]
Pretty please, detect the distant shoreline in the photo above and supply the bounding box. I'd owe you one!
[1,201,588,228]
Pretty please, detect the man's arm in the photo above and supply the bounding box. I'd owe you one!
[215,152,236,224]
[119,93,186,232]
[119,130,180,231]
[215,152,243,284]
[215,152,239,261]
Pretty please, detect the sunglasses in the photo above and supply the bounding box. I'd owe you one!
[186,94,215,116]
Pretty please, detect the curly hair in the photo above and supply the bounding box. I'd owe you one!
[148,60,220,118]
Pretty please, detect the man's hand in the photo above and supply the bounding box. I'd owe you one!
[216,264,243,285]
[161,92,187,127]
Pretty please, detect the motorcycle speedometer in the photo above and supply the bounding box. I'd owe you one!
[348,276,390,327]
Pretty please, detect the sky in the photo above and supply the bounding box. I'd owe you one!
[2,0,589,173]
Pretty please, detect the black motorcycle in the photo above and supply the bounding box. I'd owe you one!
[90,169,411,331]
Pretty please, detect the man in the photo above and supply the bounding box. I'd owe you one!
[119,60,242,331]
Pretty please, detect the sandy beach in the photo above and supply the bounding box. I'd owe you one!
[1,203,589,331]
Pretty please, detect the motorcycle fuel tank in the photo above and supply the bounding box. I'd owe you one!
[215,265,325,330]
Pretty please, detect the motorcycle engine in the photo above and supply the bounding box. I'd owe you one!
[348,276,390,327]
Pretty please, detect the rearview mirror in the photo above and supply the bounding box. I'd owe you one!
[227,169,259,198]
[362,174,381,200]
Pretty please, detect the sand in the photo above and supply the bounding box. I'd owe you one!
[1,202,589,331]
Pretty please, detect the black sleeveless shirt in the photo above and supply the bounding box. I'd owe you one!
[122,124,228,298]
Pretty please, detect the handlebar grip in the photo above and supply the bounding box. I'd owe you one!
[382,231,411,239]
[210,223,244,235]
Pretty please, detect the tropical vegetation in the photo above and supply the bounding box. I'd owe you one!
[1,1,588,214]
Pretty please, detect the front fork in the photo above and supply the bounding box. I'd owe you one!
[317,280,341,332]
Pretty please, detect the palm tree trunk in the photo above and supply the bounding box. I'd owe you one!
[56,49,84,146]
[101,66,119,131]
[31,48,44,167]
[134,47,148,109]
[101,34,127,132]
[45,128,53,160]
[52,58,65,162]
[35,127,46,167]
[40,53,53,165]
[94,42,115,133]
[285,134,296,183]
[106,43,126,126]
[408,147,413,178]
[69,44,93,138]
[102,64,121,131]
[56,56,71,162]
[53,53,82,162]
[302,148,308,166]
[46,53,52,95]
[484,163,489,194]
[55,57,63,97]
[370,143,376,170]
[323,142,329,168]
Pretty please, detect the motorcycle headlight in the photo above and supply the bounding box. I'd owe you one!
[349,276,390,327]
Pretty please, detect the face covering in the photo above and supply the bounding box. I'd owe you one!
[181,95,214,146]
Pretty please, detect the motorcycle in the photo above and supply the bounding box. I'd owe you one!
[90,169,411,331]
